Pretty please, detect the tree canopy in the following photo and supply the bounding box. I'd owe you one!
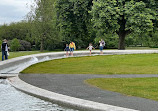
[28,0,61,51]
[91,0,158,49]
[0,0,158,50]
[55,0,94,48]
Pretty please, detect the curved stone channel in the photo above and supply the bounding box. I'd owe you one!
[1,50,158,74]
[1,50,158,111]
[0,79,77,111]
[19,74,158,111]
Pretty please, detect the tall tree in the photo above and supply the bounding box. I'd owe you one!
[91,0,158,49]
[55,0,93,48]
[28,0,60,51]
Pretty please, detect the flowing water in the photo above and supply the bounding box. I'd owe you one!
[0,79,78,111]
[0,55,83,111]
[0,56,66,74]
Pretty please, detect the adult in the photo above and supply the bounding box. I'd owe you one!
[99,39,105,54]
[69,41,76,56]
[1,39,9,61]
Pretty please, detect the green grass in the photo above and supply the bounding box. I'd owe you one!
[85,77,158,101]
[21,54,158,74]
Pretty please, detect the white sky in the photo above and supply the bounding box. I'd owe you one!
[0,0,34,25]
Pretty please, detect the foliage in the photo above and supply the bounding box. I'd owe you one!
[27,0,61,51]
[90,0,158,49]
[94,33,118,48]
[0,40,2,51]
[125,30,158,47]
[55,0,94,48]
[10,38,21,51]
[19,40,31,51]
[0,0,158,50]
[0,22,32,41]
[148,30,158,47]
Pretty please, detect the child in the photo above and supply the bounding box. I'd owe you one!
[87,43,95,56]
[64,44,69,56]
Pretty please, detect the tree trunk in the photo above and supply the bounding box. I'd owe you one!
[118,14,126,50]
[118,33,126,50]
[40,40,44,52]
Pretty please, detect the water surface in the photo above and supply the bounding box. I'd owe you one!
[0,79,78,111]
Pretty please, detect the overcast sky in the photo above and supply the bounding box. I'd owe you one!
[0,0,34,25]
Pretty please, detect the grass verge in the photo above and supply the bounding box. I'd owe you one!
[21,54,158,74]
[85,77,158,101]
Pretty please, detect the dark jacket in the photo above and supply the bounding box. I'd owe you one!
[1,42,8,51]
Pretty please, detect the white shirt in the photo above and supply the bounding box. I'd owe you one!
[99,41,103,47]
[89,46,93,50]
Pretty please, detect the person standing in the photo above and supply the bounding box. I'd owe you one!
[69,41,76,56]
[87,43,95,56]
[99,39,105,54]
[1,39,9,61]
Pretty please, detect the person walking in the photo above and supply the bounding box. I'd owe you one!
[1,39,9,61]
[69,41,76,56]
[99,39,105,54]
[87,43,95,56]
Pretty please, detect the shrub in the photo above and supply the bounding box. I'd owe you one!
[19,40,31,51]
[0,40,2,52]
[10,38,21,51]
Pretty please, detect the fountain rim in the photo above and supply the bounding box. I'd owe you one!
[2,50,158,111]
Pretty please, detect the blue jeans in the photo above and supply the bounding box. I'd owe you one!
[70,48,74,52]
[2,51,8,61]
[100,46,103,51]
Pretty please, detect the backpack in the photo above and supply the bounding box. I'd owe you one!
[102,41,105,46]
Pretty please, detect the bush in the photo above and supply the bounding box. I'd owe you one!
[94,36,118,49]
[19,40,31,51]
[0,40,2,52]
[10,38,21,51]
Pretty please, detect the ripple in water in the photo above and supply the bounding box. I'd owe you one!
[0,79,78,111]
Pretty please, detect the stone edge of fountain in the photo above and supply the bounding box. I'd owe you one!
[7,76,138,111]
[2,50,158,111]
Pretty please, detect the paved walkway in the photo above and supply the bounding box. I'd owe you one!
[20,74,158,111]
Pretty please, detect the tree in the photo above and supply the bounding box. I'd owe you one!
[10,38,21,51]
[91,0,158,49]
[55,0,94,48]
[0,40,2,52]
[0,22,33,42]
[28,0,61,51]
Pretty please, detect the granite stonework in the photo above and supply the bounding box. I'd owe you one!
[1,50,158,111]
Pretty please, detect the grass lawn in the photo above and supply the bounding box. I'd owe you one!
[85,77,158,101]
[10,52,158,101]
[21,53,158,74]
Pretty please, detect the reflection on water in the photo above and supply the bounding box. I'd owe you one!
[0,79,78,111]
